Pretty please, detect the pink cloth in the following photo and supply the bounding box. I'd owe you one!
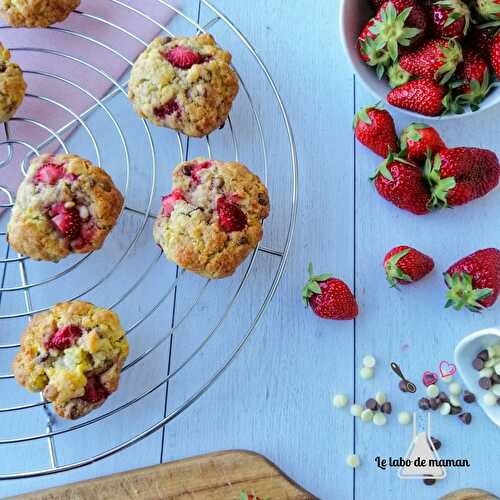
[0,0,179,196]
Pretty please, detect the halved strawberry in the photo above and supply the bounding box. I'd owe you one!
[216,195,247,232]
[50,203,82,240]
[165,46,203,69]
[34,163,65,185]
[161,188,185,217]
[45,325,82,350]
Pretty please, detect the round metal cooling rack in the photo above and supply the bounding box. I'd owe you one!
[0,0,297,479]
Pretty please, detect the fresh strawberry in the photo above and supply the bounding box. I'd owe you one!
[387,78,446,115]
[154,99,180,119]
[358,1,428,76]
[400,38,463,83]
[216,195,247,232]
[50,203,81,240]
[455,49,491,108]
[353,105,399,157]
[490,30,500,77]
[34,163,65,185]
[165,46,202,69]
[425,147,500,207]
[430,0,471,39]
[370,0,387,9]
[384,245,435,286]
[83,376,109,404]
[400,123,446,162]
[444,248,500,311]
[161,188,185,217]
[466,25,494,55]
[302,263,358,320]
[45,325,82,350]
[475,0,500,22]
[371,154,431,215]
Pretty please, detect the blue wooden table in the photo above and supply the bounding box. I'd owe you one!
[1,1,500,498]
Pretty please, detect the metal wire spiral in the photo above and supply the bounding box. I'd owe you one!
[0,0,297,479]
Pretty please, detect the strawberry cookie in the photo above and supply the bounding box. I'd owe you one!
[7,153,124,262]
[128,34,239,137]
[12,301,129,420]
[0,42,26,122]
[0,0,80,27]
[153,158,270,279]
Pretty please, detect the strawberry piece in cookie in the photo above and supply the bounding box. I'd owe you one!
[216,195,247,232]
[165,45,203,69]
[45,325,82,351]
[161,189,185,217]
[35,162,65,185]
[50,203,82,241]
[83,376,109,404]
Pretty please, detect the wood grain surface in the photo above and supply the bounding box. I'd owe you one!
[440,489,499,500]
[10,451,315,500]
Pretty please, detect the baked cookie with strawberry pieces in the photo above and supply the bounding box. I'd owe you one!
[12,301,129,419]
[153,157,270,279]
[0,42,26,122]
[7,153,124,262]
[0,0,80,27]
[128,34,239,137]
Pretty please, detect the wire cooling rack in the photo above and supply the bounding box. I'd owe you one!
[0,0,297,479]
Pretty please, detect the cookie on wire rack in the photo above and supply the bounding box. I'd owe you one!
[128,34,239,137]
[0,0,80,28]
[12,300,129,420]
[0,42,26,122]
[7,153,124,262]
[154,157,270,279]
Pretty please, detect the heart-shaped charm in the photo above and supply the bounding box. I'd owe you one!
[439,360,456,378]
[422,371,438,386]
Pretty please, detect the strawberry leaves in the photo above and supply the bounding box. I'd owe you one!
[385,248,413,287]
[302,262,332,307]
[444,272,493,312]
[424,152,456,208]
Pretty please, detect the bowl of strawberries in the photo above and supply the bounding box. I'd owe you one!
[340,0,500,118]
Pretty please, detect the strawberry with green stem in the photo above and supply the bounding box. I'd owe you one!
[444,248,500,312]
[431,0,472,39]
[424,147,500,208]
[371,153,432,215]
[384,246,435,286]
[302,263,358,320]
[399,38,463,84]
[475,0,500,25]
[400,123,446,162]
[491,30,500,77]
[353,104,399,157]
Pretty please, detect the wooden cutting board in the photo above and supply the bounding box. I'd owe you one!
[12,450,316,500]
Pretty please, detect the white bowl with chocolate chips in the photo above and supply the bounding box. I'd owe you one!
[455,327,500,427]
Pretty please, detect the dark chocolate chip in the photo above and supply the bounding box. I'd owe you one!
[477,349,489,361]
[366,398,379,411]
[431,436,441,451]
[450,405,462,415]
[472,358,485,371]
[418,397,431,410]
[438,392,449,404]
[381,402,392,414]
[479,377,492,390]
[182,165,193,176]
[429,397,440,410]
[459,412,472,425]
[399,380,408,392]
[463,390,476,404]
[423,478,436,486]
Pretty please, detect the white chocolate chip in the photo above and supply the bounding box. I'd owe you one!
[332,394,349,408]
[426,384,439,398]
[449,382,462,396]
[64,201,75,209]
[479,367,494,378]
[439,402,451,416]
[350,404,363,417]
[449,395,460,407]
[373,412,387,426]
[495,363,500,376]
[362,355,376,368]
[483,392,497,407]
[360,366,374,380]
[360,409,374,422]
[375,391,386,405]
[346,454,360,468]
[492,385,500,397]
[79,205,90,220]
[442,375,453,384]
[398,411,411,425]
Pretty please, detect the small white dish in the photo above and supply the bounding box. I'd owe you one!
[455,327,500,427]
[339,0,500,120]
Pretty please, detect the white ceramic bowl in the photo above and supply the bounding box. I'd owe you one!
[339,0,500,120]
[455,327,500,426]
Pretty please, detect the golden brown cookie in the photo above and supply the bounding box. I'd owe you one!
[0,42,26,122]
[128,34,239,137]
[13,301,129,420]
[153,158,270,279]
[7,153,124,262]
[0,0,80,27]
